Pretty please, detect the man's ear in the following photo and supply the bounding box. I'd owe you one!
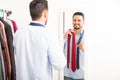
[43,10,48,19]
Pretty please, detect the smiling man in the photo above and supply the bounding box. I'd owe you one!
[64,12,85,80]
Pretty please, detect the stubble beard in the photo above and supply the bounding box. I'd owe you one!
[74,25,81,30]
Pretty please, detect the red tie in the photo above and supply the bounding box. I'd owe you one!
[67,34,71,68]
[67,32,76,72]
[71,32,76,72]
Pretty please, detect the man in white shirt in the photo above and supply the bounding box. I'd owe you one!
[13,0,66,80]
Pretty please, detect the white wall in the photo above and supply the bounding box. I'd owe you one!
[86,1,120,80]
[1,0,120,80]
[0,0,31,27]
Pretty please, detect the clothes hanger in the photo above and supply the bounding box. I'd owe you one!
[5,10,12,20]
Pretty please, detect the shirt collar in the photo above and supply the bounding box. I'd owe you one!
[30,21,45,27]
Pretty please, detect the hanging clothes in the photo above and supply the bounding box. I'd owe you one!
[0,20,11,80]
[10,20,18,33]
[0,32,6,80]
[0,10,16,80]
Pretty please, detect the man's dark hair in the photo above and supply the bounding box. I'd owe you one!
[73,12,84,20]
[29,0,48,20]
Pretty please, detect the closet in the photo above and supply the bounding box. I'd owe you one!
[0,9,17,80]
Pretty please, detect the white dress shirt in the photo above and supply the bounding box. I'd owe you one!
[13,21,66,80]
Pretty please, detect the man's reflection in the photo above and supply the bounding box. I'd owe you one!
[63,12,85,80]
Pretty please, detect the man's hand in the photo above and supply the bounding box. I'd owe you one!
[64,29,74,39]
[77,43,84,51]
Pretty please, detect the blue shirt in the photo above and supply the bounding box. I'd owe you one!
[64,30,84,79]
[13,21,66,80]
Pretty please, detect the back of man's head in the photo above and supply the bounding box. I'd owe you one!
[29,0,48,20]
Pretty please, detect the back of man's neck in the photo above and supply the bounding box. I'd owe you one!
[34,18,45,25]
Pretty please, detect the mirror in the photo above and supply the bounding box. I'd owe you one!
[58,9,86,80]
